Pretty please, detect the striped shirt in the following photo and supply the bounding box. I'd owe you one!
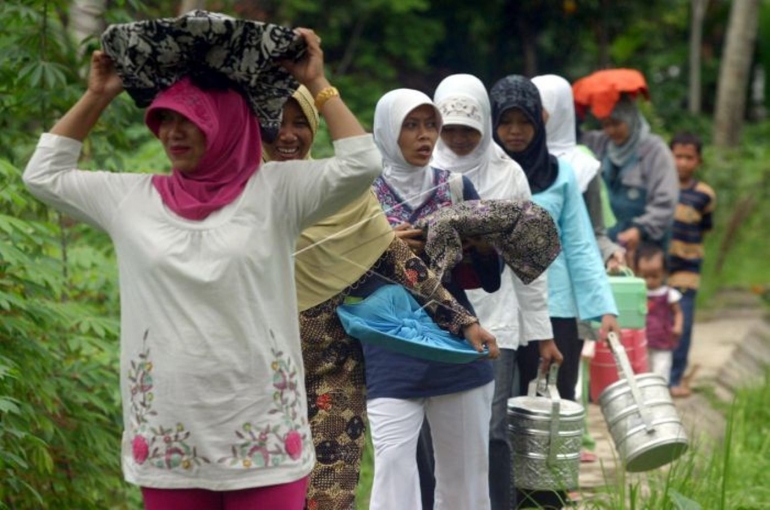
[668,180,716,289]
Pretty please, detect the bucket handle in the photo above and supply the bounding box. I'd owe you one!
[607,332,656,433]
[528,363,562,467]
[608,266,634,277]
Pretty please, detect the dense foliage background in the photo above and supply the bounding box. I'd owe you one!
[1,0,769,507]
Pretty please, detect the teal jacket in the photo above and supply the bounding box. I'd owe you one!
[532,159,618,320]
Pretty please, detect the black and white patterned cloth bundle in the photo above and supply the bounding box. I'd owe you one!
[101,10,306,140]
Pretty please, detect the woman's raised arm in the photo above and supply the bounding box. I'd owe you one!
[282,28,365,141]
[50,51,124,141]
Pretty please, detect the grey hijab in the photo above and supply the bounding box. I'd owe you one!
[606,95,651,167]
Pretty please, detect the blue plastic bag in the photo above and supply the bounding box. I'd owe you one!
[337,284,486,364]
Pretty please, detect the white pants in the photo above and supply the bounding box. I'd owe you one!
[367,382,494,510]
[649,348,673,384]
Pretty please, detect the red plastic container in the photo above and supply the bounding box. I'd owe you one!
[626,328,649,374]
[589,328,649,402]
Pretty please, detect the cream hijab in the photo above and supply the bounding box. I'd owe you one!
[373,89,443,209]
[287,87,394,312]
[532,74,599,193]
[263,85,319,162]
[432,74,530,201]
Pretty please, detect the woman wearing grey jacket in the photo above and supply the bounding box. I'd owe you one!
[580,94,678,257]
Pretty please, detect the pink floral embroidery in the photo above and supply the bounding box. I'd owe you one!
[129,332,307,471]
[284,430,302,460]
[133,435,149,464]
[128,330,210,470]
[219,348,310,468]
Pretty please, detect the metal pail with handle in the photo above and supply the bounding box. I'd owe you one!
[508,364,585,490]
[599,332,689,472]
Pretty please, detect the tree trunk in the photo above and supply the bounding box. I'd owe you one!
[178,0,206,15]
[713,0,760,147]
[594,0,612,68]
[688,0,708,114]
[68,0,106,47]
[517,16,538,77]
[335,9,371,77]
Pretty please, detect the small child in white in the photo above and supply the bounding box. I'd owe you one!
[635,243,683,383]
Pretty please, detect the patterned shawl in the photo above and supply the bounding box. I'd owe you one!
[412,199,561,285]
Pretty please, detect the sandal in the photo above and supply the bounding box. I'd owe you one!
[670,385,692,398]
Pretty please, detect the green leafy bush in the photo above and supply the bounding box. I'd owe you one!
[0,157,142,508]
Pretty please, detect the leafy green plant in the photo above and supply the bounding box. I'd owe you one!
[0,1,145,507]
[0,156,142,508]
[696,128,770,307]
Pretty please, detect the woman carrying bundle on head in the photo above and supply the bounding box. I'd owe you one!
[24,17,378,509]
[573,69,678,264]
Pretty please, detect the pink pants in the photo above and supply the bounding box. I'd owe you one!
[141,476,309,510]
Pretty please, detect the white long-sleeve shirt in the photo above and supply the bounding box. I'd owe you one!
[24,133,381,490]
[464,161,553,350]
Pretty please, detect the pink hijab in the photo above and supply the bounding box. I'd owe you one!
[146,77,262,220]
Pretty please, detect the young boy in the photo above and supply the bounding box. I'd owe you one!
[636,243,683,383]
[667,132,716,397]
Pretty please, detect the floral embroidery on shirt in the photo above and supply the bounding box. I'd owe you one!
[128,330,210,469]
[218,348,311,468]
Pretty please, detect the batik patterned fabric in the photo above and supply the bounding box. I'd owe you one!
[300,294,366,510]
[299,237,475,509]
[101,10,306,139]
[413,199,561,285]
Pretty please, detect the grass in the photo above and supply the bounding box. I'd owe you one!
[694,130,770,310]
[582,371,770,509]
[354,371,770,509]
[355,433,375,509]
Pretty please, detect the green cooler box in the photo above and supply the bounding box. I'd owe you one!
[607,268,647,329]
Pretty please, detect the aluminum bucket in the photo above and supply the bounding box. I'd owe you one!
[599,332,689,472]
[508,364,585,491]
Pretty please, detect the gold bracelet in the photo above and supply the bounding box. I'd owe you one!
[314,86,340,111]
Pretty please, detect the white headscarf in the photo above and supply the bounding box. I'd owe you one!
[432,74,530,201]
[373,89,443,209]
[532,74,600,193]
